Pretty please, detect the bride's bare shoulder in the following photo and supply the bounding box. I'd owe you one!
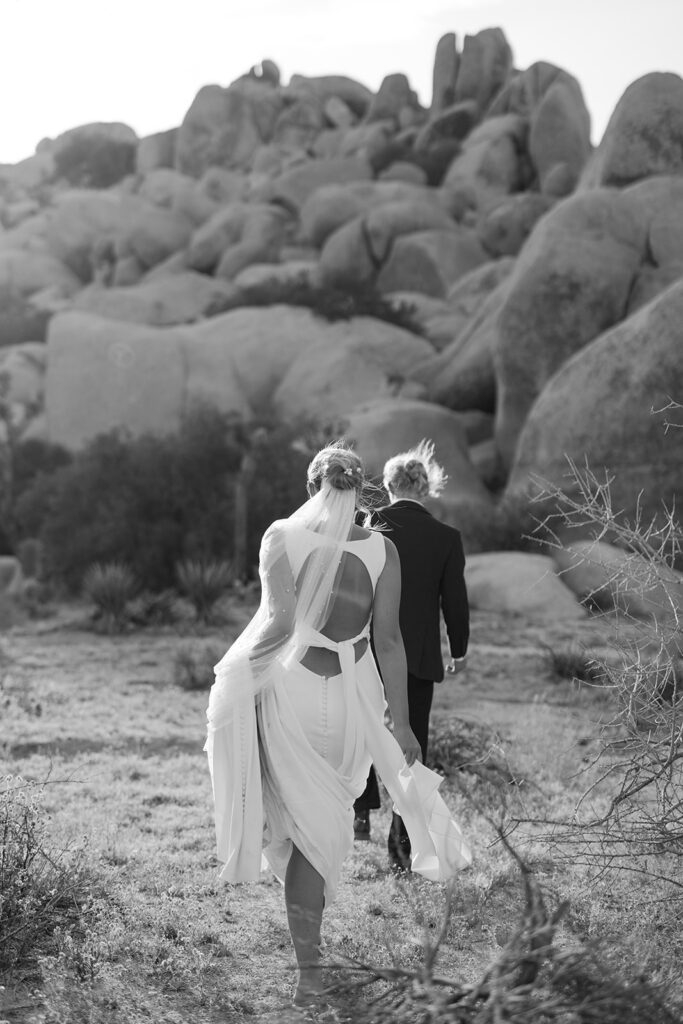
[348,523,377,541]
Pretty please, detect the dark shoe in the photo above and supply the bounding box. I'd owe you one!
[388,812,412,873]
[354,809,371,841]
[388,841,412,874]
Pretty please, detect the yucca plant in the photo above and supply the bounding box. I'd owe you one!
[82,561,137,632]
[175,558,234,624]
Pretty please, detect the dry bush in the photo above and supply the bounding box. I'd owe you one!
[0,776,93,973]
[172,642,224,691]
[541,641,605,685]
[128,588,179,628]
[328,832,681,1024]
[529,433,683,884]
[430,717,521,791]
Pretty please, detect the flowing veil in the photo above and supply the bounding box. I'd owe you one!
[206,482,357,730]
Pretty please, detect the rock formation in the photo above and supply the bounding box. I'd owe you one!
[1,33,682,548]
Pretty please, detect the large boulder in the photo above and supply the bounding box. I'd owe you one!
[70,272,238,325]
[45,312,187,449]
[529,78,592,194]
[442,115,528,212]
[376,227,488,297]
[44,190,124,279]
[286,75,373,119]
[43,306,430,449]
[465,552,585,620]
[136,128,177,174]
[581,72,683,188]
[300,180,440,248]
[272,317,433,422]
[175,81,283,177]
[414,270,513,412]
[115,203,193,272]
[505,277,683,530]
[489,61,589,121]
[181,307,316,417]
[0,248,80,297]
[215,206,291,279]
[366,74,420,124]
[552,541,682,621]
[453,28,513,114]
[409,256,514,349]
[493,188,646,467]
[257,157,372,210]
[344,398,493,508]
[271,95,325,149]
[186,202,289,277]
[623,176,683,312]
[431,33,459,113]
[45,190,192,281]
[317,196,450,290]
[50,122,138,188]
[477,193,553,257]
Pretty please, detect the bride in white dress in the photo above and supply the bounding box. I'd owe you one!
[205,443,470,1005]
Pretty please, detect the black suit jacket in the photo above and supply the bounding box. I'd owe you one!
[372,501,469,683]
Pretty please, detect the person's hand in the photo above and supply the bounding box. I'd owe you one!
[393,724,422,767]
[446,657,467,677]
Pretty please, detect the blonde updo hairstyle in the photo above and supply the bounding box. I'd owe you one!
[307,441,365,494]
[383,439,447,500]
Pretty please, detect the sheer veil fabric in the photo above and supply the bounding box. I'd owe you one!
[205,482,471,900]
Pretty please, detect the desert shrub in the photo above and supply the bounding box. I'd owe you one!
[83,561,138,632]
[0,286,51,347]
[531,438,683,878]
[53,133,136,189]
[239,274,424,335]
[334,832,681,1024]
[176,558,234,623]
[128,588,179,627]
[541,641,604,685]
[0,776,92,971]
[13,408,243,592]
[173,642,224,691]
[12,438,73,504]
[430,716,521,791]
[13,407,314,593]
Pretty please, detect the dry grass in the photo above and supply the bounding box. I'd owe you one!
[0,608,682,1023]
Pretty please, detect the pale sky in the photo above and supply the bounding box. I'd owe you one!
[2,0,682,164]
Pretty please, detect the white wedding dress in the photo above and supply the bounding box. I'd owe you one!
[205,484,471,903]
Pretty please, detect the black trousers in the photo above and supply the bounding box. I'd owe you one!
[354,674,435,813]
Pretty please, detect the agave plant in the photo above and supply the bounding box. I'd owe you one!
[175,558,234,624]
[82,561,137,632]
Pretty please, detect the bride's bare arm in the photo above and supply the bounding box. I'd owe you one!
[248,543,296,664]
[372,538,421,766]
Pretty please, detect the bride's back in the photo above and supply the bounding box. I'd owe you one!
[291,525,379,676]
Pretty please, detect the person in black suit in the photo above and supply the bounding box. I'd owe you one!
[353,441,469,871]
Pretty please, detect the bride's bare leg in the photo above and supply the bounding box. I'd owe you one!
[285,844,325,1002]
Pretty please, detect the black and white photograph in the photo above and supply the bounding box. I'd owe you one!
[1,1,682,1021]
